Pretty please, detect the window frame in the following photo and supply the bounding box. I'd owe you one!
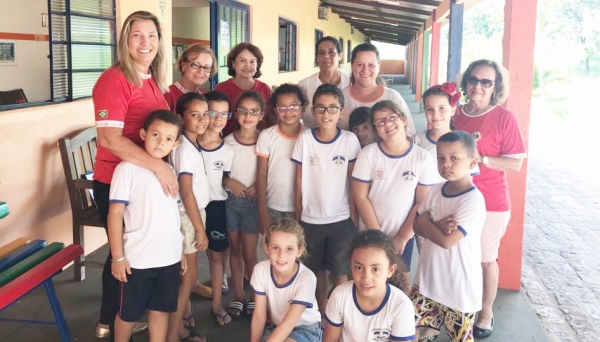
[278,17,297,72]
[314,29,323,67]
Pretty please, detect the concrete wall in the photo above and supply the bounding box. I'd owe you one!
[0,1,50,102]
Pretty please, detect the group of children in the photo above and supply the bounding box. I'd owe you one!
[108,80,486,342]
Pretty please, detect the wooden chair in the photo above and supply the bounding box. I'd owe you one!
[58,126,103,281]
[0,89,27,105]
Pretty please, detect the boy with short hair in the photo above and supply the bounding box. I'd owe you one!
[108,110,185,342]
[349,106,378,147]
[411,130,486,342]
[291,83,361,315]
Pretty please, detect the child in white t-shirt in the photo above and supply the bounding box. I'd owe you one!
[223,91,265,318]
[108,110,185,342]
[167,93,212,341]
[250,218,322,342]
[351,100,437,284]
[324,229,416,342]
[256,84,308,232]
[291,84,361,315]
[411,131,486,342]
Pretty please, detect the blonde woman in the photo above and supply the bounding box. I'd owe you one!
[92,10,175,339]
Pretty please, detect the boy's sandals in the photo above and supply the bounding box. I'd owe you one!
[180,328,208,342]
[245,300,255,316]
[213,309,232,326]
[226,300,244,318]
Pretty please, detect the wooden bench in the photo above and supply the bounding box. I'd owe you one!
[0,238,83,342]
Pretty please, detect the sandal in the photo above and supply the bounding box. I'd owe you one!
[226,300,244,318]
[182,315,195,329]
[246,300,255,316]
[473,317,494,338]
[222,275,229,293]
[213,309,232,326]
[180,328,208,342]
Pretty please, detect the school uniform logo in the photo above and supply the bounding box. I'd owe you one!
[213,160,225,170]
[332,155,346,165]
[309,155,319,166]
[403,171,416,180]
[472,132,482,142]
[371,328,391,341]
[375,169,387,180]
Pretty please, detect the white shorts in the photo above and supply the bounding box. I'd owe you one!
[481,211,511,262]
[180,210,207,254]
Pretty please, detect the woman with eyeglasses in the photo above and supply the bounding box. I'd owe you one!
[351,100,436,292]
[299,36,351,129]
[453,59,526,339]
[164,44,217,111]
[91,11,173,340]
[215,43,273,136]
[342,43,416,137]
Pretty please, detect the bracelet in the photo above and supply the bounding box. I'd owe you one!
[111,256,126,263]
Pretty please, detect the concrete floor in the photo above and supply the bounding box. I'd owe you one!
[0,77,549,342]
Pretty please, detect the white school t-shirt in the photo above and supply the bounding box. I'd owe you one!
[325,281,416,342]
[291,128,361,224]
[412,130,481,184]
[352,142,437,237]
[200,141,233,201]
[250,260,321,326]
[299,71,352,129]
[255,125,302,212]
[110,162,183,269]
[342,86,416,137]
[169,135,210,211]
[224,133,257,188]
[415,182,486,313]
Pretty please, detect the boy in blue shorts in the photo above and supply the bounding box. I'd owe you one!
[108,110,186,342]
[411,130,486,342]
[291,83,361,316]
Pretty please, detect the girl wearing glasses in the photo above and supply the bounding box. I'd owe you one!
[453,60,526,338]
[342,43,416,137]
[164,44,217,112]
[215,43,273,136]
[351,100,437,286]
[222,91,265,320]
[299,36,351,129]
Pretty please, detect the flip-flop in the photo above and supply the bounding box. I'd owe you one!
[473,317,494,338]
[182,315,195,329]
[226,300,244,318]
[213,310,232,326]
[180,328,208,342]
[246,300,255,316]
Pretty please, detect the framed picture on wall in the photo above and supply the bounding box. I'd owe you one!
[0,40,16,66]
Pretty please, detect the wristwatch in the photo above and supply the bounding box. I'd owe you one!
[482,156,489,165]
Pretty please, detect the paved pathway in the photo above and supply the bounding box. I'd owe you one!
[521,103,600,342]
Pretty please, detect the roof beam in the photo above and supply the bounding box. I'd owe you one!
[333,8,424,28]
[344,18,419,33]
[331,5,425,25]
[390,0,443,8]
[323,0,433,18]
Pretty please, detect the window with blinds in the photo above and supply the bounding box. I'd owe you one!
[49,0,116,101]
[214,2,249,84]
[315,29,324,67]
[279,19,297,72]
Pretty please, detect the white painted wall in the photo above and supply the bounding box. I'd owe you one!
[171,5,210,83]
[0,0,51,102]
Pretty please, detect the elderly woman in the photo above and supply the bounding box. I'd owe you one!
[92,11,206,342]
[164,44,217,110]
[299,36,351,128]
[454,59,526,339]
[214,43,273,135]
[342,43,416,136]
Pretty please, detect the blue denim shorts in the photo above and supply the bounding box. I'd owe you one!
[225,192,258,234]
[263,322,322,342]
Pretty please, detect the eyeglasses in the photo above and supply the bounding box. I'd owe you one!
[187,61,213,73]
[373,113,401,127]
[207,111,232,120]
[465,75,495,88]
[275,105,301,114]
[313,106,343,114]
[237,108,263,116]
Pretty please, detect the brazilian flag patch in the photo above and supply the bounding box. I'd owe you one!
[97,110,108,119]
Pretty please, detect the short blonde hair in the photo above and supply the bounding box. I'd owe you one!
[264,218,307,260]
[459,59,510,105]
[176,44,218,77]
[116,11,168,92]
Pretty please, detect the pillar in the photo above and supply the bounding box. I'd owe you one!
[429,20,441,87]
[498,0,537,290]
[414,33,423,100]
[447,1,463,82]
[421,30,431,97]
